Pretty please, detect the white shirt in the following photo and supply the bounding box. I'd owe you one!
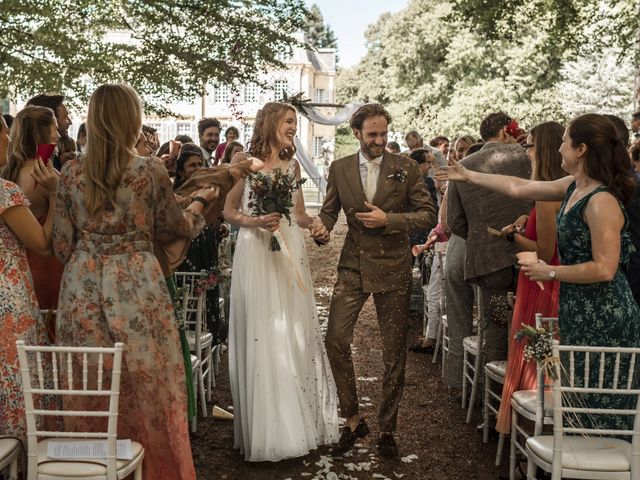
[358,151,383,193]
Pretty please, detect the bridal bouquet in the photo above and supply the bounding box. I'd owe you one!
[247,168,306,252]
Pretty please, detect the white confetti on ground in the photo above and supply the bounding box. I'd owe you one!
[361,397,371,402]
[372,474,391,480]
[401,453,418,463]
[356,376,378,382]
[393,473,406,478]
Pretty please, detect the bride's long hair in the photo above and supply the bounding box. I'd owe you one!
[248,102,296,162]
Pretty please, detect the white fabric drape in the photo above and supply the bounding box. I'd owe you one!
[298,102,365,125]
[294,103,367,195]
[294,137,327,195]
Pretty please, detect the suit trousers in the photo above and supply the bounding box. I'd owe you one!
[325,269,410,433]
[443,235,476,389]
[473,266,515,365]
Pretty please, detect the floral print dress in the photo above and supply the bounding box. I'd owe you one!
[557,183,640,430]
[0,179,50,443]
[53,156,205,480]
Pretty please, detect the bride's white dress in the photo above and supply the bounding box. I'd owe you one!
[229,160,339,462]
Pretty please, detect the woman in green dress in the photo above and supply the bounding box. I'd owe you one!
[439,113,639,429]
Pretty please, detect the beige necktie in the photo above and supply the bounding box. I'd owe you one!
[365,161,379,202]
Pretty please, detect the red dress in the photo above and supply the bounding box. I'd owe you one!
[26,216,64,341]
[495,207,560,434]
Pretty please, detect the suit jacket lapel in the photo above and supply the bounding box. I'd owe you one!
[372,152,394,206]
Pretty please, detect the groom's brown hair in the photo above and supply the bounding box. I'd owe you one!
[350,104,392,131]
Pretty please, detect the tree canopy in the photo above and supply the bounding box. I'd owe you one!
[337,0,635,138]
[303,4,338,51]
[1,0,307,114]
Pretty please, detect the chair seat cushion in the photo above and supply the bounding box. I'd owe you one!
[485,360,507,378]
[37,438,144,477]
[511,389,553,417]
[527,435,631,472]
[186,331,213,349]
[463,335,479,352]
[0,437,20,463]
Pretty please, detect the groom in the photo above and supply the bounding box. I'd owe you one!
[312,104,436,457]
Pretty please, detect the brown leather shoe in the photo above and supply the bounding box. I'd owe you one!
[376,433,398,458]
[331,418,370,455]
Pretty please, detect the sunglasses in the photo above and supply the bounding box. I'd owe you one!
[522,143,535,149]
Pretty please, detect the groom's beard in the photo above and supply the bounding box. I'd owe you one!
[362,142,386,159]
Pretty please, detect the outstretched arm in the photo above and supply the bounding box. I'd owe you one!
[436,159,573,202]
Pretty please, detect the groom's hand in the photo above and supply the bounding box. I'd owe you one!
[356,202,388,229]
[309,217,330,244]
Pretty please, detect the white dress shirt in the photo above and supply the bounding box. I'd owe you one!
[359,151,383,202]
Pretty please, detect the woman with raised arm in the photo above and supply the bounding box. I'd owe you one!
[224,102,339,462]
[439,113,640,429]
[0,115,59,442]
[53,83,217,480]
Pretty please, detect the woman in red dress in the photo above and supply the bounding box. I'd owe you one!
[495,122,566,434]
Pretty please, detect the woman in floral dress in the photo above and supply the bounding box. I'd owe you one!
[0,115,59,443]
[2,106,64,341]
[52,84,217,480]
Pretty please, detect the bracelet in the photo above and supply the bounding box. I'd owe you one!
[505,230,516,243]
[48,192,58,199]
[192,196,209,208]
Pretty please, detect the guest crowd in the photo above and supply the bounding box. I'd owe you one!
[2,80,640,479]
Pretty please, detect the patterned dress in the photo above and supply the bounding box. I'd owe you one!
[0,180,50,443]
[53,156,204,480]
[557,183,640,430]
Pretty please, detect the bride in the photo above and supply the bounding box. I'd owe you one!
[223,102,339,462]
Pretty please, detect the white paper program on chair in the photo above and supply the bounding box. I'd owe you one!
[47,440,133,460]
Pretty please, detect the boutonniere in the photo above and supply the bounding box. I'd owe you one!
[387,162,408,182]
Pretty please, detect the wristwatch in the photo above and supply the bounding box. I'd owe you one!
[548,269,557,280]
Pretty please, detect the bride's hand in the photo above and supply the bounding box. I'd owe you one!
[257,212,282,232]
[434,158,469,183]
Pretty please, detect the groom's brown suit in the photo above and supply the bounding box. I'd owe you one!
[319,151,436,432]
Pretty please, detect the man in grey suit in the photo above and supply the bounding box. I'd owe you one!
[446,112,531,386]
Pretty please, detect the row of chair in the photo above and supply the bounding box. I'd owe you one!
[1,270,227,479]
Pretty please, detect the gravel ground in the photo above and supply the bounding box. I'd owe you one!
[191,224,502,480]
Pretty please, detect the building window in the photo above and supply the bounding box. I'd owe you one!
[213,85,230,103]
[313,136,323,158]
[176,122,193,136]
[314,89,326,104]
[274,80,289,101]
[243,123,254,143]
[244,83,259,103]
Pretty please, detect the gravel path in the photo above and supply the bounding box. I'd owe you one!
[191,225,501,480]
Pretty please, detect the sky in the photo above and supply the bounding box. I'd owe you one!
[306,0,409,68]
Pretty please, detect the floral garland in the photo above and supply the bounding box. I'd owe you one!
[515,324,558,379]
[194,267,231,296]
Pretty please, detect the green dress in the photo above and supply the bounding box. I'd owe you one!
[557,183,640,430]
[165,276,197,421]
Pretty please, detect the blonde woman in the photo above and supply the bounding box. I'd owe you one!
[3,106,64,339]
[53,84,217,480]
[224,102,339,462]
